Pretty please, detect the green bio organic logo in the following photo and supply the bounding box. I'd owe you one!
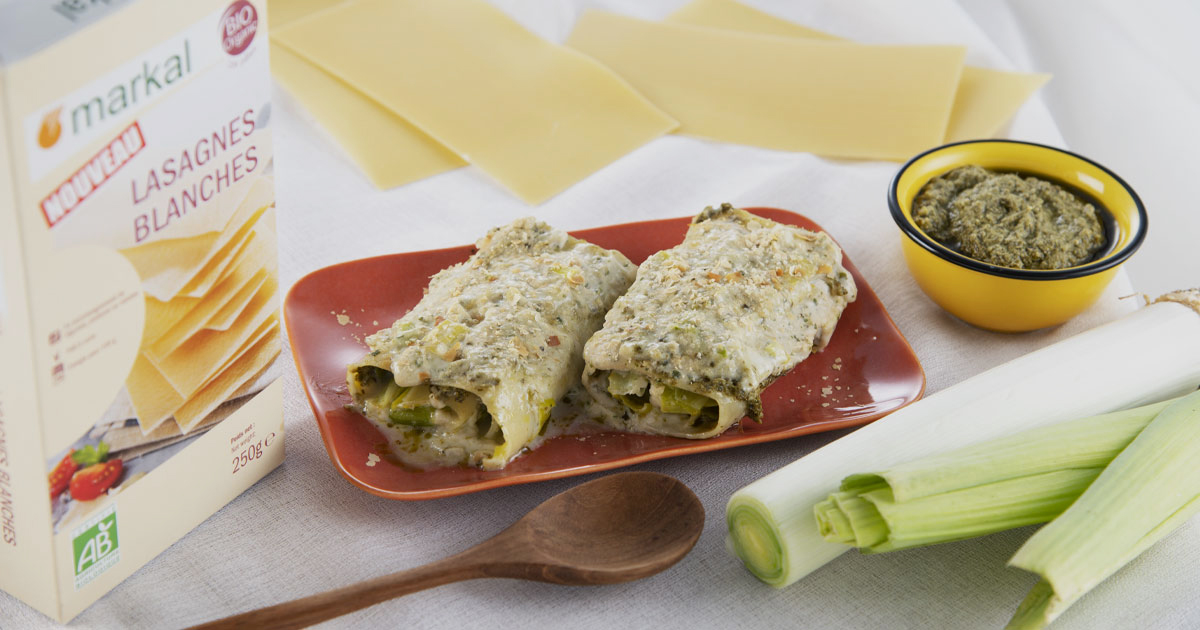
[72,504,120,590]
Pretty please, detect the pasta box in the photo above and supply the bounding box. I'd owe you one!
[0,0,283,621]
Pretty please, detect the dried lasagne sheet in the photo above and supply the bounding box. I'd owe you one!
[268,42,465,189]
[567,11,964,161]
[273,0,678,204]
[582,204,857,439]
[665,0,1050,143]
[347,218,636,470]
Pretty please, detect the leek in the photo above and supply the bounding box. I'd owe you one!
[659,385,716,415]
[607,371,649,397]
[817,469,1102,553]
[811,401,1169,553]
[387,404,435,427]
[1004,389,1200,629]
[727,290,1200,587]
[608,371,651,413]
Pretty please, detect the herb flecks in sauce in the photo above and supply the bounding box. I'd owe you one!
[582,204,857,439]
[347,218,636,470]
[913,165,1106,270]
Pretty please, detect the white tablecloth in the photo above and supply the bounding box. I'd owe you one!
[5,1,1198,628]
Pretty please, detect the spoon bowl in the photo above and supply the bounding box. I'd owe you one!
[487,470,705,584]
[190,471,703,630]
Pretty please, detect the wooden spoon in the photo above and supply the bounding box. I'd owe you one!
[189,471,704,630]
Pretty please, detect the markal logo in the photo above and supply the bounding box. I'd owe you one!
[36,41,192,151]
[37,107,63,149]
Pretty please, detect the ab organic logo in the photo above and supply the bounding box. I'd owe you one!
[72,504,120,590]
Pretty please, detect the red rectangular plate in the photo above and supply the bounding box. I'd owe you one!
[284,208,925,499]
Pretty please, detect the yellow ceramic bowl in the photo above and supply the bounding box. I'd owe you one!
[889,140,1147,332]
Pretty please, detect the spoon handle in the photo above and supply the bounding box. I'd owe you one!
[186,554,485,630]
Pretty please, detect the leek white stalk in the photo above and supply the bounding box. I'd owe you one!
[1005,389,1200,629]
[728,290,1200,587]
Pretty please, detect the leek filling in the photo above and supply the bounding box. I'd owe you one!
[606,370,719,431]
[352,366,502,464]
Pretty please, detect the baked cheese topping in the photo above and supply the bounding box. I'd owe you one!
[582,204,857,438]
[348,218,635,469]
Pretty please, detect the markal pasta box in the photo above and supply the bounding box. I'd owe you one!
[0,0,282,621]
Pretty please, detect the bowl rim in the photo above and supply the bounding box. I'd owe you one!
[888,139,1148,281]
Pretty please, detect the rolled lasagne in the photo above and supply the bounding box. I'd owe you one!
[348,218,636,469]
[582,204,857,439]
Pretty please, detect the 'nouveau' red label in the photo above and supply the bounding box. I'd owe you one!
[40,122,145,228]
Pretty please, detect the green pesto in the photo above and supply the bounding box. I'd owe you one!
[912,165,1106,270]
